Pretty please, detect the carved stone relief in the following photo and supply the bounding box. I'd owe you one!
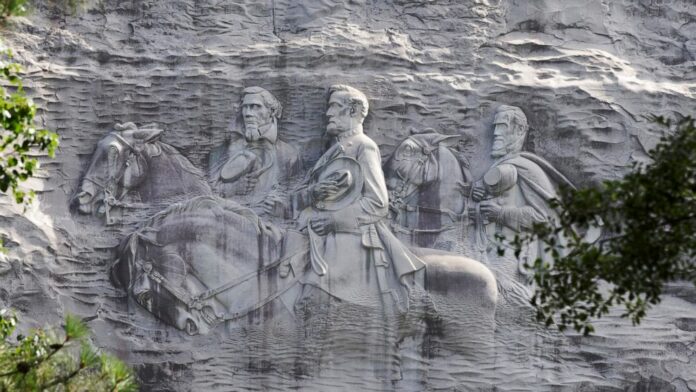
[59,77,688,389]
[89,86,501,386]
[208,87,302,207]
[5,1,696,389]
[74,122,211,225]
[108,86,497,339]
[470,105,584,280]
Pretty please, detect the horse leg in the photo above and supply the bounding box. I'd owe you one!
[410,247,498,389]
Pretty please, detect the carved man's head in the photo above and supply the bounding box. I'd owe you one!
[241,86,282,132]
[326,85,369,136]
[491,105,528,158]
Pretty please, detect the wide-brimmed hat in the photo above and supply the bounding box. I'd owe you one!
[219,151,257,183]
[311,157,363,211]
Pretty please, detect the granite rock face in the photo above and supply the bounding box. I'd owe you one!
[1,0,695,390]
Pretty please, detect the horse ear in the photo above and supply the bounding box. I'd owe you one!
[114,122,138,132]
[412,132,460,151]
[410,127,437,135]
[133,128,163,144]
[431,134,461,147]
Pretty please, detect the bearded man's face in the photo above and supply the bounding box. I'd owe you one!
[241,93,272,132]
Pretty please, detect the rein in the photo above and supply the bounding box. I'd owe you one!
[389,202,466,234]
[85,134,146,211]
[130,237,309,324]
[388,168,469,235]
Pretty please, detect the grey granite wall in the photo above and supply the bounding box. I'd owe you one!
[1,0,695,390]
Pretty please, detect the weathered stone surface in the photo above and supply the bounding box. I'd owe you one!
[1,0,695,390]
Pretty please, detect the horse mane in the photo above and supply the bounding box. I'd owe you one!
[154,142,206,180]
[143,195,261,231]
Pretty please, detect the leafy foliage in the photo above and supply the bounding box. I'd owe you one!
[513,117,696,335]
[0,10,135,392]
[0,309,138,391]
[0,0,27,21]
[0,46,59,204]
[1,0,87,22]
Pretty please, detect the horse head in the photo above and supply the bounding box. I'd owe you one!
[385,130,472,249]
[74,122,164,217]
[385,130,465,206]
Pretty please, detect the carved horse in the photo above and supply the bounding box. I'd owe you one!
[384,131,474,253]
[74,123,212,224]
[384,132,602,302]
[111,194,497,336]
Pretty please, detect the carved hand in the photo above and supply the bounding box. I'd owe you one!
[471,185,487,202]
[310,216,336,235]
[278,259,292,278]
[312,180,340,201]
[457,181,472,196]
[260,194,285,216]
[479,200,502,222]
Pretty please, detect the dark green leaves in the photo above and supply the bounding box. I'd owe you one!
[0,46,59,205]
[0,0,27,21]
[514,116,696,335]
[0,309,138,391]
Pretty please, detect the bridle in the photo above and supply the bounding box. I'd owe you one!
[123,227,310,333]
[81,133,146,220]
[387,148,467,235]
[390,197,466,235]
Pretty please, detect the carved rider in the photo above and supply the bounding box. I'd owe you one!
[208,86,301,202]
[470,105,574,273]
[289,85,425,312]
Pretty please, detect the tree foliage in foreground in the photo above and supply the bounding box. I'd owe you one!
[1,14,135,390]
[515,116,696,335]
[1,46,58,204]
[0,1,26,21]
[0,310,138,391]
[1,0,86,22]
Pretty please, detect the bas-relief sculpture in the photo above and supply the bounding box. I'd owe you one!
[107,86,497,346]
[74,122,212,225]
[384,105,587,284]
[6,1,695,389]
[208,87,301,205]
[289,85,426,314]
[385,131,472,253]
[470,105,576,279]
[70,83,589,387]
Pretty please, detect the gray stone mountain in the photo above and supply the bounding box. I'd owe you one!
[1,0,695,391]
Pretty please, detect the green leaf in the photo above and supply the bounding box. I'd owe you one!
[507,116,696,334]
[0,48,59,206]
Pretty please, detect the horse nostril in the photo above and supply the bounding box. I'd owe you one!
[76,191,93,204]
[77,202,92,214]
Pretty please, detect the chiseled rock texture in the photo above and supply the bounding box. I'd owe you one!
[1,0,695,390]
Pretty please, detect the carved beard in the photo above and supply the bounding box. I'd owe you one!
[243,118,274,142]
